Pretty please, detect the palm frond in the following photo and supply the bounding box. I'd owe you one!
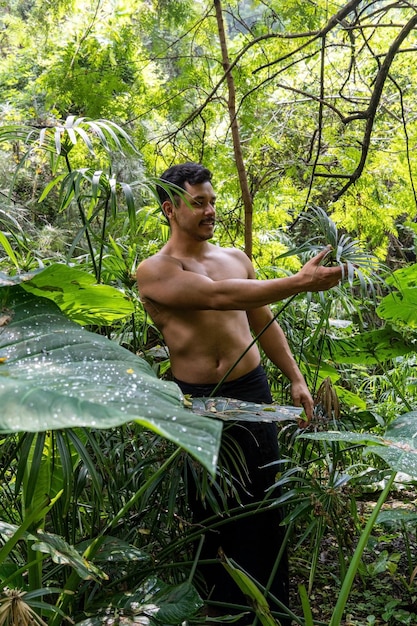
[287,205,386,296]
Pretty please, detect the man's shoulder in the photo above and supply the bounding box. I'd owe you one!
[136,252,183,278]
[140,249,183,264]
[210,244,247,259]
[212,245,253,267]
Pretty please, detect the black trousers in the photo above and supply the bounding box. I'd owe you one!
[175,365,290,625]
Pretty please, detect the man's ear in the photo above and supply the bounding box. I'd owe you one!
[162,200,174,219]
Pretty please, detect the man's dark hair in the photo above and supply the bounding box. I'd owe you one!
[156,162,212,205]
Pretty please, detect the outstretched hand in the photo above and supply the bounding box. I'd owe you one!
[297,246,343,292]
[291,379,314,427]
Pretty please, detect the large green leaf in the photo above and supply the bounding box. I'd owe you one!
[190,397,303,422]
[77,536,151,564]
[376,264,417,328]
[0,264,134,325]
[302,411,417,478]
[145,579,203,625]
[322,327,415,365]
[74,577,203,625]
[32,531,108,581]
[385,263,417,290]
[377,411,417,476]
[0,287,221,473]
[0,521,106,582]
[377,289,417,329]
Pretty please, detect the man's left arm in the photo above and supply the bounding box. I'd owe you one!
[247,306,314,422]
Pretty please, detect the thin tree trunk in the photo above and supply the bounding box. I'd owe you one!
[214,0,253,259]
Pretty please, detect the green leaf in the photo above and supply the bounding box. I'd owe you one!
[120,181,136,231]
[377,264,417,328]
[74,577,203,625]
[322,327,415,364]
[0,494,61,564]
[77,536,151,564]
[299,583,314,626]
[149,580,203,624]
[0,232,19,268]
[190,397,303,422]
[385,263,417,290]
[0,287,221,473]
[3,264,135,325]
[0,521,36,543]
[38,173,66,203]
[219,550,277,626]
[302,411,417,479]
[377,508,417,526]
[377,289,417,329]
[374,412,417,476]
[24,432,52,517]
[32,531,108,581]
[334,386,366,411]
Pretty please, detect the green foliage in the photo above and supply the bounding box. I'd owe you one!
[3,0,417,264]
[0,285,222,471]
[377,264,417,329]
[322,327,416,366]
[0,263,134,324]
[0,116,142,282]
[217,551,279,626]
[303,411,417,480]
[8,263,135,325]
[0,281,306,623]
[0,282,214,624]
[73,577,203,625]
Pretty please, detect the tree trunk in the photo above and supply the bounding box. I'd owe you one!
[214,0,253,259]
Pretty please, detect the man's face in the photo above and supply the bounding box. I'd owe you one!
[165,181,216,241]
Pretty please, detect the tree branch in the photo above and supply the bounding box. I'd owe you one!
[253,0,363,74]
[332,11,417,200]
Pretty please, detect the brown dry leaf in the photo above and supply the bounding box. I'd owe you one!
[0,310,12,326]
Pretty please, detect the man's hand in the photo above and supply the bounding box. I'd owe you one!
[291,379,314,427]
[296,246,343,292]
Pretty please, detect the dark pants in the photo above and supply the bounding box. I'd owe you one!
[175,365,290,625]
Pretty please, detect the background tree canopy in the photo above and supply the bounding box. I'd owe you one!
[1,0,417,262]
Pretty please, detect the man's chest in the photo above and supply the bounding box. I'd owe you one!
[180,254,248,281]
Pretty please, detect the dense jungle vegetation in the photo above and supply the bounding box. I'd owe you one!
[1,1,417,624]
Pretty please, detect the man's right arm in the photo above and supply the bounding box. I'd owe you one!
[136,247,342,311]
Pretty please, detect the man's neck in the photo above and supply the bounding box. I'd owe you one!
[163,233,212,258]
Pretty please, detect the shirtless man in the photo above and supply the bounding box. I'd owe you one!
[136,162,342,624]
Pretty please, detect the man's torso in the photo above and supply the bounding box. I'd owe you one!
[141,244,261,384]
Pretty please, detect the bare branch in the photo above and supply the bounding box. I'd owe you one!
[331,11,417,200]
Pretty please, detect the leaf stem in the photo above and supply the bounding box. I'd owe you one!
[209,295,298,397]
[329,471,396,626]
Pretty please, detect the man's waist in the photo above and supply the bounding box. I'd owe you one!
[173,362,273,404]
[170,350,260,386]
